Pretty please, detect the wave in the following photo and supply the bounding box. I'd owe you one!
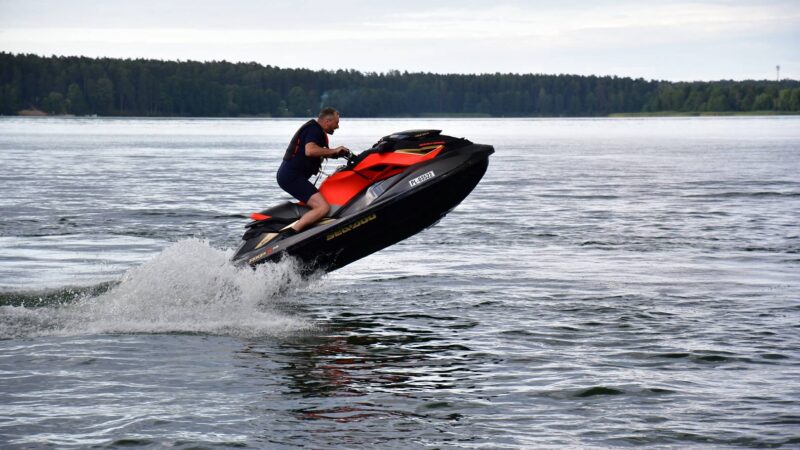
[683,191,800,198]
[0,239,315,339]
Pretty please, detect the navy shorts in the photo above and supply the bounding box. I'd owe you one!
[276,166,318,203]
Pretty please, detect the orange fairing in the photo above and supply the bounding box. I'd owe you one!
[250,213,271,221]
[320,145,444,206]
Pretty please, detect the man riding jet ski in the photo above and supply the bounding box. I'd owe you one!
[231,127,494,274]
[275,108,351,240]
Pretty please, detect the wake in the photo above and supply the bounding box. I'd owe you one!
[0,239,315,339]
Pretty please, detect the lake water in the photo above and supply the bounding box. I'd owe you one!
[1,116,799,448]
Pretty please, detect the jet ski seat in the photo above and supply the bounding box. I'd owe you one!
[247,202,309,228]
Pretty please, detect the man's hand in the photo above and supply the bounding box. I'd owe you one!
[331,146,350,158]
[306,142,348,158]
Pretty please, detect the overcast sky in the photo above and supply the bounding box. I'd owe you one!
[1,0,798,81]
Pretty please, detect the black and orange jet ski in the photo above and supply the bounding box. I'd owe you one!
[231,130,494,273]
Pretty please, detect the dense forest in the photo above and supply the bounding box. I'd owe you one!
[1,52,799,117]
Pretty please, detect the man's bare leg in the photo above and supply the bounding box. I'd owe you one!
[291,193,330,232]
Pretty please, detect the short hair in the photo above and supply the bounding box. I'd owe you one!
[318,107,339,120]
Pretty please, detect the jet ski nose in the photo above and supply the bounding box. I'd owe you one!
[465,144,495,160]
[478,144,495,156]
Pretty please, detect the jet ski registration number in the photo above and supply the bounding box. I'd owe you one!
[409,171,435,187]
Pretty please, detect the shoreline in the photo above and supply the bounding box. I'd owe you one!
[608,111,800,118]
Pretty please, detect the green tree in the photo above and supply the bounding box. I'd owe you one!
[684,88,706,111]
[752,93,773,110]
[66,83,86,115]
[0,84,21,114]
[776,89,793,111]
[86,76,114,115]
[41,91,66,114]
[287,86,312,116]
[537,87,552,115]
[706,86,729,112]
[790,89,800,111]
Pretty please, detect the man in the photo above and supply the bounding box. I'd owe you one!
[276,107,349,237]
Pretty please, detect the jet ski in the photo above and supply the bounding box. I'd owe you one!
[231,129,494,273]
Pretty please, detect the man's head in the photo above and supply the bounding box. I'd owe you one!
[317,107,340,135]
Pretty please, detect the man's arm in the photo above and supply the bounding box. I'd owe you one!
[305,142,349,158]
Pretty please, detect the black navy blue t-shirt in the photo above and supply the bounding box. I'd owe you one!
[282,121,328,178]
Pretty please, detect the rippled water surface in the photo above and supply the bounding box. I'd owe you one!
[1,117,799,448]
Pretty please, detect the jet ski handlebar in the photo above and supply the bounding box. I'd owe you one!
[340,149,356,163]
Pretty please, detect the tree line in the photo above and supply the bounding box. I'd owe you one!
[1,52,799,117]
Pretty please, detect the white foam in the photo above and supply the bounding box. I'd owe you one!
[0,239,316,339]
